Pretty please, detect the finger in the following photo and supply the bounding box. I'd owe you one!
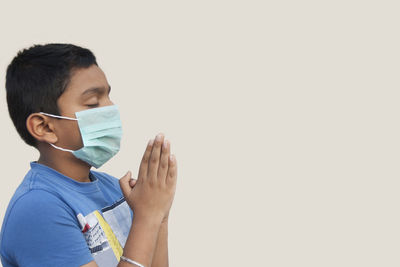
[166,154,177,185]
[119,171,133,199]
[129,178,137,188]
[137,139,154,182]
[148,133,164,181]
[158,139,170,181]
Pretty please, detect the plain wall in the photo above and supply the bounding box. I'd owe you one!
[0,1,398,266]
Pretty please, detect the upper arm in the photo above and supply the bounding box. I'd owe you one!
[2,190,93,267]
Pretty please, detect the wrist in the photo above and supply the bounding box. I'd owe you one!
[123,215,162,267]
[133,213,164,227]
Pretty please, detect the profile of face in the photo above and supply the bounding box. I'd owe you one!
[27,64,114,161]
[53,64,114,152]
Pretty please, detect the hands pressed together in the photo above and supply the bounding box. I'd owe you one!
[119,133,177,224]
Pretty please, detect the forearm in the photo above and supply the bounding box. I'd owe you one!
[118,217,162,267]
[151,220,169,267]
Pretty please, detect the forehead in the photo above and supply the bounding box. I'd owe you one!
[64,64,109,96]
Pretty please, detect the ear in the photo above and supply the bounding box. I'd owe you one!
[26,113,58,144]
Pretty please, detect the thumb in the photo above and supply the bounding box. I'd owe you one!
[129,178,137,188]
[119,171,132,199]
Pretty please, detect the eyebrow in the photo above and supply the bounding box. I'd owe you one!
[81,85,111,96]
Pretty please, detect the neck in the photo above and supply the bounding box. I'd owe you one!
[38,149,92,183]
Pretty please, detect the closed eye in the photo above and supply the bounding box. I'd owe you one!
[87,103,99,108]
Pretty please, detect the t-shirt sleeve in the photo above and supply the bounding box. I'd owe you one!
[2,190,94,267]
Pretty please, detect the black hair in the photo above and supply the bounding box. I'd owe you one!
[5,43,98,147]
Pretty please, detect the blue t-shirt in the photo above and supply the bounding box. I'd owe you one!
[0,162,133,267]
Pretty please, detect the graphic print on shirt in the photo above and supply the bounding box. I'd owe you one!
[77,197,132,267]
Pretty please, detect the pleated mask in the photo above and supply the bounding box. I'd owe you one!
[40,105,122,168]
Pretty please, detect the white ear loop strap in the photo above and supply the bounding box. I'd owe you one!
[49,143,74,153]
[120,256,145,267]
[39,112,77,152]
[39,112,78,121]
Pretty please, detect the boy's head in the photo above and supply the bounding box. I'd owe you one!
[6,43,97,147]
[6,43,113,157]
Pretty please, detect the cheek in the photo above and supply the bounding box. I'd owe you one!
[56,122,84,149]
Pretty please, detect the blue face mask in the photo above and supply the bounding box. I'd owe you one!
[40,105,122,168]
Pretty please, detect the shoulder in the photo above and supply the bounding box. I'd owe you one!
[5,189,71,216]
[1,190,92,266]
[1,189,78,246]
[14,189,70,209]
[2,189,76,232]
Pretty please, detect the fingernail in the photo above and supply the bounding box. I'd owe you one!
[163,139,169,149]
[156,133,163,141]
[148,139,154,146]
[169,154,175,162]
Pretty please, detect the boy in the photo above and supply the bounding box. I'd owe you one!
[0,43,177,267]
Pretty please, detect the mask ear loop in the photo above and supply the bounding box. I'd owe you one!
[39,112,78,152]
[49,143,75,153]
[39,112,78,121]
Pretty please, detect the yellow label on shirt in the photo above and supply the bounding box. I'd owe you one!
[94,210,123,261]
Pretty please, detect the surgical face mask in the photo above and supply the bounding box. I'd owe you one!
[40,105,122,168]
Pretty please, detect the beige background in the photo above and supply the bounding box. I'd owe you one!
[0,0,399,266]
